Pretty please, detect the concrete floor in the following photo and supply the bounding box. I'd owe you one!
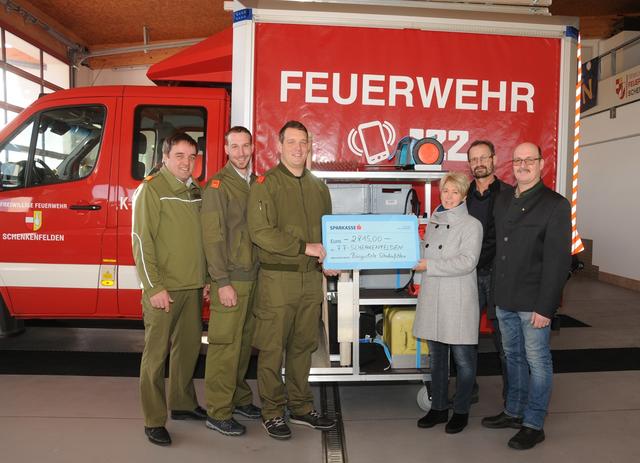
[1,275,639,462]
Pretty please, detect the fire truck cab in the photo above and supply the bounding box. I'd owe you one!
[0,85,229,332]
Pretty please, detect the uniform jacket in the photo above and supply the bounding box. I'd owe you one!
[131,166,206,296]
[201,162,259,288]
[413,202,483,345]
[466,177,513,273]
[491,181,572,318]
[247,162,331,272]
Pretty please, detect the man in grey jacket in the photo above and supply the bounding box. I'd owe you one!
[481,142,571,450]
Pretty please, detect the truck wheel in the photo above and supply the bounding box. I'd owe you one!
[0,296,25,337]
[416,383,432,411]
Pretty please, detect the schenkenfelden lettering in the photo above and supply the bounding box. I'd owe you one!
[2,233,65,241]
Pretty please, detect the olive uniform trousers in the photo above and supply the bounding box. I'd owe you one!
[205,280,256,419]
[252,269,323,420]
[140,289,202,427]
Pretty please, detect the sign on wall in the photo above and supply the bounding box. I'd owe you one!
[253,23,561,188]
[581,57,600,112]
[614,67,640,104]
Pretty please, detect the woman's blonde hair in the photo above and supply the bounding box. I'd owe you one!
[439,171,471,198]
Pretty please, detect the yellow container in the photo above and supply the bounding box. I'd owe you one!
[383,306,428,368]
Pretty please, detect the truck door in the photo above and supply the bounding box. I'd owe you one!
[116,98,227,317]
[0,99,117,316]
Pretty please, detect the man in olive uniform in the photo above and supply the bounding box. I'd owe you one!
[201,126,261,436]
[248,120,337,440]
[132,132,208,446]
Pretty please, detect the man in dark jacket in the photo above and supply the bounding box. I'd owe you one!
[481,142,571,450]
[466,140,513,402]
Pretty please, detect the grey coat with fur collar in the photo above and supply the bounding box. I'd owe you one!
[413,202,483,345]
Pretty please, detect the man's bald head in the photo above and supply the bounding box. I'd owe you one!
[514,142,541,158]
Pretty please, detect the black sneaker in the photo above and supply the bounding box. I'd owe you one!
[234,403,262,419]
[481,412,523,429]
[171,405,207,421]
[144,426,171,446]
[289,410,336,430]
[508,426,545,450]
[206,417,246,436]
[263,416,292,440]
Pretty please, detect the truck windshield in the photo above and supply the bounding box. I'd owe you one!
[0,105,106,189]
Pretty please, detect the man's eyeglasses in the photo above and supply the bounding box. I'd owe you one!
[468,154,493,165]
[512,157,541,166]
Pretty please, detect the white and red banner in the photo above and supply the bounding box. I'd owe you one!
[253,23,561,188]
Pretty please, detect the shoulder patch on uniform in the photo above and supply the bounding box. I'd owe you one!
[144,175,155,182]
[257,176,266,184]
[210,179,221,189]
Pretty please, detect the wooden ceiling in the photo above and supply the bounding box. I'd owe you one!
[4,0,640,69]
[550,0,640,39]
[3,0,231,68]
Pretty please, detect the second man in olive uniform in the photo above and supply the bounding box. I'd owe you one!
[201,127,261,436]
[248,120,337,440]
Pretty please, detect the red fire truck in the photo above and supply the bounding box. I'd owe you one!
[0,86,229,331]
[0,2,578,351]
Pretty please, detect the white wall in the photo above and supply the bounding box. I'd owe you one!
[579,100,640,280]
[75,65,154,87]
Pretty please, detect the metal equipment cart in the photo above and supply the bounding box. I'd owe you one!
[307,170,447,411]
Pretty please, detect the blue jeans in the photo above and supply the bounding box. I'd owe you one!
[496,307,552,430]
[427,340,477,414]
[477,272,491,312]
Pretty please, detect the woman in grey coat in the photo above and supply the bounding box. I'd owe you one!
[413,171,483,434]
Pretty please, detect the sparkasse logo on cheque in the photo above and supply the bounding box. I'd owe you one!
[329,224,363,231]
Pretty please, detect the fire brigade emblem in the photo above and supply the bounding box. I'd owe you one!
[615,78,626,100]
[25,210,43,231]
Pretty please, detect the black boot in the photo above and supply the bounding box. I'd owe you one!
[417,409,449,428]
[445,413,469,434]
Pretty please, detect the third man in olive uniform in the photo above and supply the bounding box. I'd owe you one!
[248,120,337,440]
[201,126,261,436]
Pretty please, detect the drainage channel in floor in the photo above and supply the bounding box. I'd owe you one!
[321,383,348,463]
